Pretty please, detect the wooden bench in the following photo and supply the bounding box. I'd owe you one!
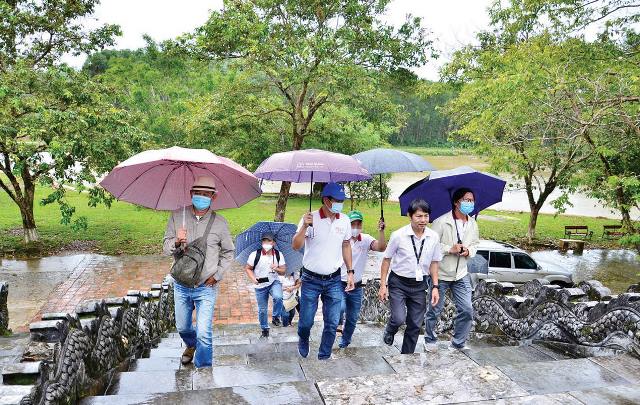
[559,239,585,254]
[603,224,626,239]
[564,225,593,239]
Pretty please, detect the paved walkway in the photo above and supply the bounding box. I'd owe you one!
[26,254,259,331]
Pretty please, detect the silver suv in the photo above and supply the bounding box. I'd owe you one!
[470,240,574,287]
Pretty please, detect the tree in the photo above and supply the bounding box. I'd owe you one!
[180,0,431,221]
[444,36,594,242]
[0,1,142,243]
[487,0,640,231]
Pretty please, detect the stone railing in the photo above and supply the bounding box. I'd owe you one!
[1,281,9,335]
[14,280,174,405]
[361,278,640,353]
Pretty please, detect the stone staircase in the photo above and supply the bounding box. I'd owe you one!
[73,322,640,404]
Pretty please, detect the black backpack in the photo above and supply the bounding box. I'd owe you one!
[253,248,281,269]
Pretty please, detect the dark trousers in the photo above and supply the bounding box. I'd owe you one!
[384,271,428,354]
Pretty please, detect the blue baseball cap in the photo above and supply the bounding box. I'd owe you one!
[321,182,346,200]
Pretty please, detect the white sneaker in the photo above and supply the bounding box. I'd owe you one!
[448,343,469,352]
[423,341,438,352]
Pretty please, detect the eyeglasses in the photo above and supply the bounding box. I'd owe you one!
[460,198,474,203]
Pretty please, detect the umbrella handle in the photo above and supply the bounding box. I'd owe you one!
[379,174,384,221]
[309,172,314,227]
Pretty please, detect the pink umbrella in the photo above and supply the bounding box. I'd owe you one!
[100,146,261,218]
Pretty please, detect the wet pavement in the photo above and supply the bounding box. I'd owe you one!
[0,253,261,332]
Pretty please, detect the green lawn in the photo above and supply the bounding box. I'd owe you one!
[0,185,626,257]
[393,145,468,157]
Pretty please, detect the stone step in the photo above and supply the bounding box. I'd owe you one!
[463,345,557,367]
[107,360,307,395]
[494,358,632,396]
[0,385,34,405]
[81,381,322,404]
[0,361,40,385]
[317,361,527,404]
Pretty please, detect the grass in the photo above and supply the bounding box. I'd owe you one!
[393,145,471,157]
[0,184,628,257]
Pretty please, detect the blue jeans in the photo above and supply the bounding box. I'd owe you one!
[255,281,284,330]
[339,284,364,348]
[174,282,218,368]
[298,271,343,360]
[424,275,474,348]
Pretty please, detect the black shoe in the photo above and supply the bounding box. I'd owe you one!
[272,318,281,327]
[383,330,394,346]
[260,329,269,338]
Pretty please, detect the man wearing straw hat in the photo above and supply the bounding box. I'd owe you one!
[163,176,235,368]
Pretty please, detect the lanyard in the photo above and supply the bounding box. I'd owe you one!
[410,235,426,265]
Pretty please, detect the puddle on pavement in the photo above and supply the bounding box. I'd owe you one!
[532,249,640,293]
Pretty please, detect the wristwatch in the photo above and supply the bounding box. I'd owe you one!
[431,284,439,290]
[346,269,355,274]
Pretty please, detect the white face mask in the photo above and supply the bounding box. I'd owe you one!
[262,243,273,251]
[351,228,361,238]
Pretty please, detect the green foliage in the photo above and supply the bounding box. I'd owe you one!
[0,0,120,68]
[347,174,391,211]
[0,1,143,242]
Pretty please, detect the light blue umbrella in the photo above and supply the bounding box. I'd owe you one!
[235,222,303,274]
[353,148,435,219]
[467,254,489,274]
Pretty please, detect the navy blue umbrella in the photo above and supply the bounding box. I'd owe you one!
[399,166,506,221]
[235,222,303,274]
[353,148,435,219]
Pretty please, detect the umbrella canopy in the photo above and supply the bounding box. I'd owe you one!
[235,222,303,274]
[353,148,435,219]
[100,146,261,211]
[467,254,489,274]
[353,148,435,174]
[399,166,506,221]
[254,149,371,183]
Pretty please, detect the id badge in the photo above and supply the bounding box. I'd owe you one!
[414,262,423,281]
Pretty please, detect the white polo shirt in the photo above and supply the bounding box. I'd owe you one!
[247,249,286,289]
[297,208,351,275]
[383,224,442,280]
[341,233,375,283]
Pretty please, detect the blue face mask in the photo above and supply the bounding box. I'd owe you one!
[330,201,344,214]
[459,201,474,215]
[192,195,212,211]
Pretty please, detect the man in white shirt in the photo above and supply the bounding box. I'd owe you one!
[338,210,386,348]
[424,188,479,351]
[292,182,355,359]
[245,232,286,338]
[378,199,442,354]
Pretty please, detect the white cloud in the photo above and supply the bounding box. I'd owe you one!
[66,0,492,80]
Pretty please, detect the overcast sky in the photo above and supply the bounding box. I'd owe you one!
[71,0,493,80]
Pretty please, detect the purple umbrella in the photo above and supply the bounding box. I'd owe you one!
[254,149,371,210]
[399,166,506,221]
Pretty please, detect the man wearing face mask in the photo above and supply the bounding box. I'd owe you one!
[337,210,386,348]
[292,182,355,360]
[245,232,286,338]
[424,188,479,352]
[163,176,235,368]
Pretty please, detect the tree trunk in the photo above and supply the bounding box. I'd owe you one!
[274,181,292,222]
[527,206,539,243]
[273,126,305,221]
[17,186,39,243]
